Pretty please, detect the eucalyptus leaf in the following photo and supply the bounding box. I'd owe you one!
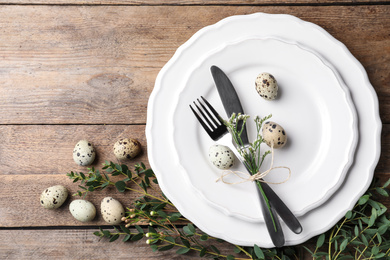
[115,181,126,192]
[131,233,144,241]
[158,244,174,251]
[339,238,348,252]
[123,234,131,242]
[109,234,119,242]
[316,234,326,248]
[254,244,265,259]
[176,247,190,255]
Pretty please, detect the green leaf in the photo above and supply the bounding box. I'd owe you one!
[123,234,131,242]
[372,246,379,255]
[210,245,220,254]
[200,234,209,241]
[115,181,126,192]
[199,247,207,257]
[102,230,111,237]
[176,247,190,255]
[369,208,378,227]
[377,224,389,235]
[354,225,359,237]
[109,234,119,242]
[316,234,326,248]
[180,237,191,248]
[183,226,194,236]
[374,253,386,258]
[383,178,390,188]
[254,244,265,259]
[339,239,348,252]
[345,210,353,219]
[233,246,242,254]
[135,225,144,234]
[131,233,144,241]
[152,203,167,211]
[183,224,195,236]
[361,234,369,246]
[150,244,158,252]
[165,236,175,243]
[358,195,370,205]
[156,210,167,218]
[93,231,102,237]
[227,255,235,260]
[120,225,131,234]
[126,170,132,180]
[187,223,196,234]
[158,244,174,251]
[169,212,181,222]
[376,187,389,197]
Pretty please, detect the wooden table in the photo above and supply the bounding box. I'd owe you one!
[0,0,389,259]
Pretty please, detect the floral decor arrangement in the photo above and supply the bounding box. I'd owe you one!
[67,160,390,260]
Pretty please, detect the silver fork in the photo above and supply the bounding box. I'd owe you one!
[190,96,285,247]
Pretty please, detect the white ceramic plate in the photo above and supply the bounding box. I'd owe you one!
[172,37,358,222]
[146,13,381,247]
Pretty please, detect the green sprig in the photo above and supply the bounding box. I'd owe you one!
[67,162,390,260]
[223,113,278,231]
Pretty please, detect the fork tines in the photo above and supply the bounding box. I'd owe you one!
[189,96,227,141]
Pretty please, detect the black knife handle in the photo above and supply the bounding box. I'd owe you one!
[255,184,284,247]
[262,182,303,234]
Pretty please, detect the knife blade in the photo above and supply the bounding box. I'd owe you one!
[211,65,302,236]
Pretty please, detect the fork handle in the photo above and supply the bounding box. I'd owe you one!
[256,182,285,247]
[261,182,303,234]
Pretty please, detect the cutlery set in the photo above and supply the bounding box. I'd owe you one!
[190,65,302,247]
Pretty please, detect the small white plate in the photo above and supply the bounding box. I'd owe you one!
[172,37,358,222]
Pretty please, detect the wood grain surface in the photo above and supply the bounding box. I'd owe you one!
[0,2,389,259]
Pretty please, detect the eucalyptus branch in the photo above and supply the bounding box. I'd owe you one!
[306,177,390,260]
[67,161,389,260]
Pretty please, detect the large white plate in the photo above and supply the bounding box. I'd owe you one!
[172,37,358,222]
[146,13,381,247]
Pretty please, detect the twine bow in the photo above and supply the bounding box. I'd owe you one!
[215,143,291,185]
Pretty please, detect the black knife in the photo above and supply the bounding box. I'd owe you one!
[211,65,303,236]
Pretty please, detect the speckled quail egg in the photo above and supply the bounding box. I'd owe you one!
[69,199,96,222]
[40,185,68,209]
[101,197,125,225]
[73,140,96,166]
[113,138,141,160]
[255,73,278,100]
[262,121,287,149]
[208,144,235,170]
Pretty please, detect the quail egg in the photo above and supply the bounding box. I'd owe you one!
[262,121,287,149]
[255,73,278,100]
[101,197,125,225]
[73,140,96,166]
[208,144,235,170]
[113,138,141,160]
[69,199,96,222]
[40,185,68,209]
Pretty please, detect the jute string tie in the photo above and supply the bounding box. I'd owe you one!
[215,142,291,185]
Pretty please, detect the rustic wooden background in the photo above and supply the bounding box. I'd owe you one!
[0,0,389,259]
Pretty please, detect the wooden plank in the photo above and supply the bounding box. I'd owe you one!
[0,5,388,124]
[0,123,388,175]
[0,125,148,175]
[0,0,388,4]
[1,172,389,227]
[0,174,162,227]
[0,228,313,259]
